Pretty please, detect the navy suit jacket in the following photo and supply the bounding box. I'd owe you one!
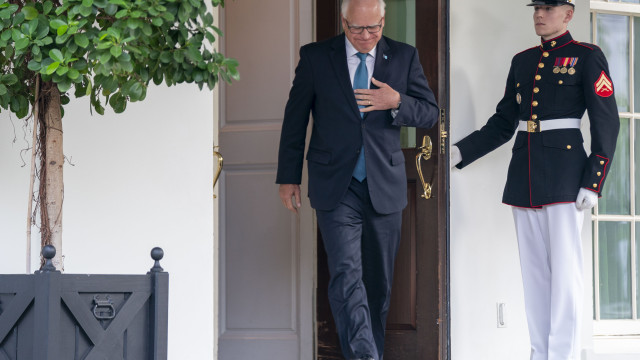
[276,34,439,214]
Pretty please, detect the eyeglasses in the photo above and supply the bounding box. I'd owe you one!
[344,18,383,34]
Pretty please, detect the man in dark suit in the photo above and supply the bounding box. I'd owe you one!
[451,1,618,359]
[276,0,439,358]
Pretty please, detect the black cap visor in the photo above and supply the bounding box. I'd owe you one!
[527,1,575,6]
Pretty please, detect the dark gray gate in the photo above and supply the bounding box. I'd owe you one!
[0,246,168,360]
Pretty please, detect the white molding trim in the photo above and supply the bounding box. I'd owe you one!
[591,1,640,15]
[594,320,640,335]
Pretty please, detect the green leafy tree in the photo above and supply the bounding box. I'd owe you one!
[0,0,238,269]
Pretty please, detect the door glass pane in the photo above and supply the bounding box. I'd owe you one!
[384,0,416,148]
[598,221,632,320]
[596,14,629,113]
[600,118,630,215]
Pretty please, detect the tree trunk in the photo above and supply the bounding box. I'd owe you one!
[39,81,64,270]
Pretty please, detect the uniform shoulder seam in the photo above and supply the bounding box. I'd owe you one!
[514,45,538,57]
[573,40,596,51]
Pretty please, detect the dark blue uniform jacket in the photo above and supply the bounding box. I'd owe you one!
[455,31,619,208]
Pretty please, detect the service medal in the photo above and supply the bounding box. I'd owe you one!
[516,93,522,104]
[559,57,570,74]
[568,58,578,75]
[553,58,561,74]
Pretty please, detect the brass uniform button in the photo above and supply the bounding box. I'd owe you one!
[517,83,520,88]
[535,75,542,80]
[532,114,538,120]
[559,80,564,85]
[566,145,572,150]
[534,87,540,93]
[597,172,602,176]
[600,160,605,165]
[532,101,539,107]
[538,63,545,68]
[593,184,598,188]
[543,52,550,57]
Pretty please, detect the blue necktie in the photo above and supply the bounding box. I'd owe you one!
[352,52,368,182]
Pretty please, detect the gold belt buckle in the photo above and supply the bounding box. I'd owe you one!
[527,120,539,133]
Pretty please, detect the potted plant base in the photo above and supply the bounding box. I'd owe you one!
[0,246,168,359]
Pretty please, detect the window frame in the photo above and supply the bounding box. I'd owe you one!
[591,0,640,337]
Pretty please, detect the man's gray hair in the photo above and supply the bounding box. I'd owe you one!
[341,0,386,19]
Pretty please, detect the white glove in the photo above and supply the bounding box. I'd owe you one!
[575,188,598,210]
[450,145,462,168]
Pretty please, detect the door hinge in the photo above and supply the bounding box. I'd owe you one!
[440,108,447,155]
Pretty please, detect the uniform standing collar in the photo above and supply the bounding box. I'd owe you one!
[540,31,573,51]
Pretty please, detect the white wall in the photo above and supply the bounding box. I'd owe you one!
[449,1,590,359]
[0,83,216,358]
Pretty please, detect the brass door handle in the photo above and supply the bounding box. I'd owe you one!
[416,135,433,199]
[213,146,223,198]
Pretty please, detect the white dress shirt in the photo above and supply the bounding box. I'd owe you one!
[345,38,375,88]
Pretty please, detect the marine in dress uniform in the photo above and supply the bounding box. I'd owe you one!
[451,1,619,359]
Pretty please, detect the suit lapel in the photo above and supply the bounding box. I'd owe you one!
[362,37,391,119]
[329,34,361,119]
[372,36,391,88]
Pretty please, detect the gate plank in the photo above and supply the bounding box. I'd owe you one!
[0,288,34,344]
[61,291,151,359]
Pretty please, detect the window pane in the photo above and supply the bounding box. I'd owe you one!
[635,119,640,215]
[635,17,640,112]
[600,118,630,214]
[637,226,640,315]
[596,14,630,112]
[598,221,632,320]
[622,0,640,3]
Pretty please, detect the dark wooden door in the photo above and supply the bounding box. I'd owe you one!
[316,1,449,359]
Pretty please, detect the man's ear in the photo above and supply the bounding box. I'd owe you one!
[565,8,574,23]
